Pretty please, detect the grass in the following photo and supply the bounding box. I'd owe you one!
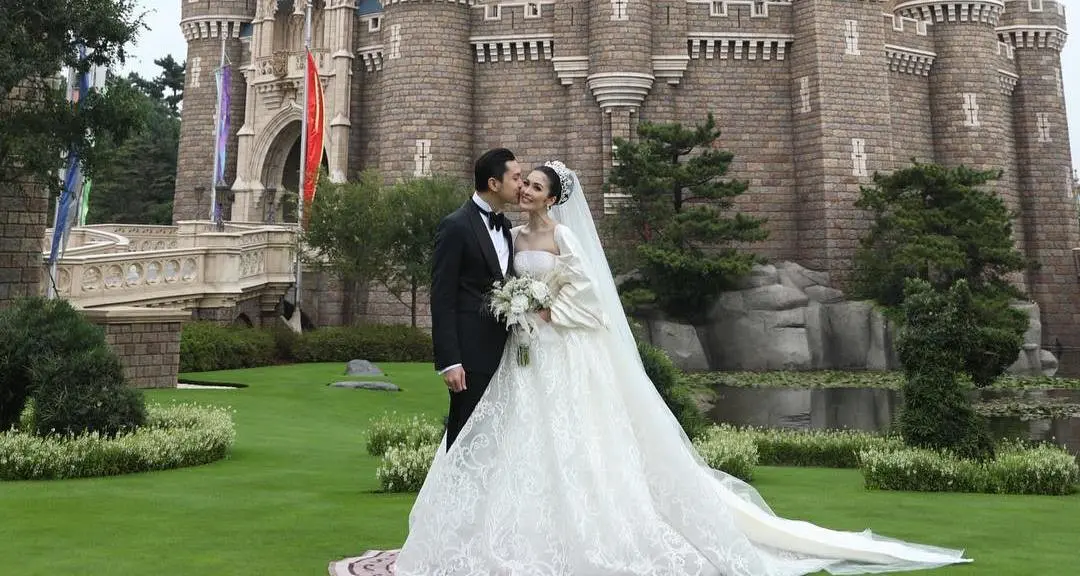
[1,362,1078,575]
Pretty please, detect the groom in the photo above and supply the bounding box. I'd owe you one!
[431,148,523,450]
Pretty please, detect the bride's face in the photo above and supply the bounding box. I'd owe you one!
[521,170,555,213]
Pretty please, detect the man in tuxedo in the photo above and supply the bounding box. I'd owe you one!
[431,148,523,450]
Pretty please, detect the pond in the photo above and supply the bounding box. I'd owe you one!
[708,385,1080,458]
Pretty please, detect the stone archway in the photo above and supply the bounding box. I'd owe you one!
[260,120,330,223]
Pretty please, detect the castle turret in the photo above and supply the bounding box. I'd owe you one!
[175,0,255,222]
[377,0,474,181]
[998,0,1079,367]
[588,0,654,192]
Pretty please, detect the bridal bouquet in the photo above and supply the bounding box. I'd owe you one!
[489,276,553,366]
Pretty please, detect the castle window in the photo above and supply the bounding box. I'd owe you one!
[710,1,726,17]
[612,0,629,21]
[851,139,867,177]
[751,1,766,17]
[414,140,432,177]
[525,3,541,18]
[962,93,980,127]
[844,20,861,56]
[1029,0,1043,12]
[1037,113,1052,143]
[190,56,202,88]
[368,17,380,33]
[388,24,401,59]
[485,5,501,20]
[798,76,811,113]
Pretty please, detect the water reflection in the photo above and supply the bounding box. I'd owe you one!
[708,385,1080,458]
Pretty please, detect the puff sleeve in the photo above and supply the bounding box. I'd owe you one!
[548,225,606,330]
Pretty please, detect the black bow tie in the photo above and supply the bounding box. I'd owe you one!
[476,204,508,233]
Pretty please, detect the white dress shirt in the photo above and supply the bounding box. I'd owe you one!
[472,192,509,275]
[439,194,510,376]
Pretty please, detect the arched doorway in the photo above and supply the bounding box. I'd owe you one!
[260,120,328,223]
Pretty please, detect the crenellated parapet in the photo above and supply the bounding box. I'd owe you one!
[687,32,793,60]
[895,0,1005,25]
[471,34,555,63]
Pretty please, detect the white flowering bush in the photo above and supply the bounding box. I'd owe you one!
[365,412,443,457]
[0,402,235,481]
[742,427,905,468]
[860,441,1078,495]
[376,442,439,492]
[692,425,759,481]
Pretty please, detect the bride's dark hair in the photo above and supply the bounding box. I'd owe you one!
[534,165,563,202]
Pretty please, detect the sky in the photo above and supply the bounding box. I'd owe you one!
[123,1,1080,172]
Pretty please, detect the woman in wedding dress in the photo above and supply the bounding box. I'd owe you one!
[392,161,972,576]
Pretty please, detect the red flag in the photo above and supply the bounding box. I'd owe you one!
[303,50,325,225]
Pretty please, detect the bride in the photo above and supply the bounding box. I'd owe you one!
[392,161,971,575]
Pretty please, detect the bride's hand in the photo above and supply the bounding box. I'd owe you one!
[538,309,551,323]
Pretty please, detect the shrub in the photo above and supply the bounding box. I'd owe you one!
[293,325,433,364]
[897,279,995,461]
[376,442,438,493]
[692,425,759,481]
[638,340,708,438]
[30,346,146,438]
[744,427,905,469]
[0,298,111,431]
[859,442,1078,496]
[179,322,277,373]
[365,412,443,457]
[0,402,235,481]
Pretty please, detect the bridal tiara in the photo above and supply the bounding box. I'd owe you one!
[544,160,575,205]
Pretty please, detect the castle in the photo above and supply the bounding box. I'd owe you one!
[175,0,1079,361]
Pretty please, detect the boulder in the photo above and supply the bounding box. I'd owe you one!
[649,320,710,373]
[346,359,384,376]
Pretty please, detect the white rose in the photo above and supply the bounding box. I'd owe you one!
[529,282,550,303]
[510,294,528,314]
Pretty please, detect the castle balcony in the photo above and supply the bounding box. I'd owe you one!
[252,48,332,85]
[41,222,298,311]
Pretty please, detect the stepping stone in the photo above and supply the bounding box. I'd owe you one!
[329,550,398,576]
[329,381,400,391]
[346,359,384,376]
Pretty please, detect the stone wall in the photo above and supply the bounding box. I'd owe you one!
[0,179,48,308]
[82,307,189,389]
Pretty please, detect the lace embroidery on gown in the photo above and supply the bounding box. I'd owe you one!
[393,225,970,576]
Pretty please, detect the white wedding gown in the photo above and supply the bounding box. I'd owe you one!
[393,224,971,576]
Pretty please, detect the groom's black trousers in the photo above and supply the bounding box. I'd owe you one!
[446,369,494,450]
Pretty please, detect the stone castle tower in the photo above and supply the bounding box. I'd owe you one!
[174,0,1078,358]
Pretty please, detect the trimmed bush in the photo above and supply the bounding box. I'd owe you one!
[0,402,235,481]
[0,298,112,431]
[292,325,432,364]
[860,442,1078,496]
[376,442,439,493]
[742,427,905,469]
[365,412,443,457]
[692,425,759,481]
[179,322,276,373]
[638,340,708,439]
[31,347,146,438]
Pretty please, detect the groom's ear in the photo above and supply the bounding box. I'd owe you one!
[487,176,499,193]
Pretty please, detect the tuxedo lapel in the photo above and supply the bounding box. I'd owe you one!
[503,225,516,277]
[465,201,503,280]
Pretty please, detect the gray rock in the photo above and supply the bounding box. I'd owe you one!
[823,301,874,369]
[805,285,845,304]
[776,261,830,289]
[708,310,812,371]
[650,320,710,373]
[346,359,384,376]
[741,284,809,311]
[738,264,779,289]
[1040,349,1059,377]
[330,380,400,391]
[805,301,827,369]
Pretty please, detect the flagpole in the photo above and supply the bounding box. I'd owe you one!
[209,32,227,222]
[290,0,313,333]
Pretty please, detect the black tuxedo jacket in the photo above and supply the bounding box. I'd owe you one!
[431,200,516,375]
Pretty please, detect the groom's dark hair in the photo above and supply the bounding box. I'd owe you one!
[474,148,516,192]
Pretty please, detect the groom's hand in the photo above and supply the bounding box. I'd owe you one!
[444,366,467,393]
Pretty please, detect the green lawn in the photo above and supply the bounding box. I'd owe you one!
[1,362,1076,575]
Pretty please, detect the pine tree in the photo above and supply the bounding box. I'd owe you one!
[606,113,768,323]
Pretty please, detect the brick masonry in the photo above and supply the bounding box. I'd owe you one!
[82,308,190,389]
[0,178,48,308]
[175,1,1080,359]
